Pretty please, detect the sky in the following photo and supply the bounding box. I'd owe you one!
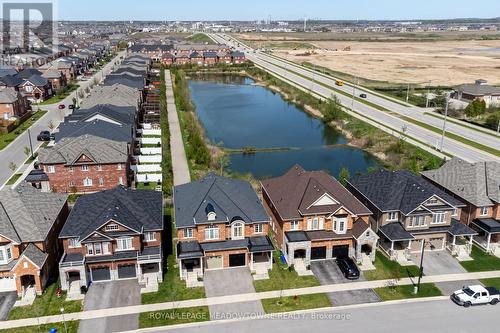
[32,0,500,21]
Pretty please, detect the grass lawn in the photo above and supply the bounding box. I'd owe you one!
[0,321,79,333]
[253,251,320,292]
[136,182,161,190]
[363,251,421,281]
[5,173,22,185]
[8,281,82,320]
[480,278,500,289]
[0,110,48,150]
[139,306,210,329]
[261,294,331,313]
[460,245,500,272]
[374,283,442,301]
[38,84,79,105]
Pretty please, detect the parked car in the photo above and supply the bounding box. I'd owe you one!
[58,104,65,109]
[68,104,75,110]
[37,131,51,141]
[359,93,367,98]
[336,257,360,280]
[451,285,500,307]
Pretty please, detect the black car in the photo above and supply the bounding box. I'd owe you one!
[37,130,51,141]
[336,257,360,280]
[68,104,76,109]
[359,93,367,98]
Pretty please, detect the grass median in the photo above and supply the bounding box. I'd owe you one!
[363,251,421,281]
[460,245,500,272]
[139,306,210,329]
[374,283,442,301]
[0,321,79,333]
[262,293,331,313]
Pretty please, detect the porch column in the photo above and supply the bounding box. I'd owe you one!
[179,259,183,279]
[469,235,474,245]
[391,241,394,251]
[200,258,204,277]
[269,251,273,268]
[250,253,254,271]
[452,235,456,246]
[487,233,492,252]
[407,240,412,249]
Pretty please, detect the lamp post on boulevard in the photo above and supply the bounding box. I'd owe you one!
[439,93,451,152]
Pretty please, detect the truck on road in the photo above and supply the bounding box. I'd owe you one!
[451,285,500,307]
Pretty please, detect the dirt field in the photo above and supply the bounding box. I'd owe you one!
[236,33,500,86]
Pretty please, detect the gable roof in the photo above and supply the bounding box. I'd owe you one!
[56,119,132,143]
[0,184,68,243]
[0,89,20,104]
[348,169,465,215]
[66,104,136,125]
[16,68,42,79]
[22,75,49,87]
[59,186,162,239]
[17,243,48,268]
[173,173,270,228]
[261,165,372,220]
[422,158,500,207]
[0,75,23,87]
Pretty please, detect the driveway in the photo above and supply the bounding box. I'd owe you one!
[0,291,16,320]
[411,251,481,295]
[78,280,140,333]
[311,260,380,306]
[204,267,264,319]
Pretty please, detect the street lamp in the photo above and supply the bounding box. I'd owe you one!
[439,93,451,152]
[414,240,434,294]
[425,80,431,108]
[60,307,67,333]
[27,128,34,159]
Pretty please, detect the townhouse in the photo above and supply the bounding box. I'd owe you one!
[0,88,30,119]
[261,165,378,269]
[58,187,163,292]
[174,173,273,285]
[347,169,476,263]
[0,185,69,298]
[422,158,500,255]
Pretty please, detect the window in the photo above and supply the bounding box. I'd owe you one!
[6,247,11,260]
[118,177,123,185]
[102,242,110,254]
[116,237,133,250]
[86,244,93,255]
[96,165,102,171]
[312,217,319,230]
[452,208,458,217]
[183,228,193,238]
[83,177,92,187]
[69,180,75,187]
[98,177,104,186]
[427,198,438,205]
[409,215,426,227]
[25,85,33,93]
[254,224,263,234]
[480,207,488,216]
[306,218,312,230]
[81,165,89,171]
[333,217,347,234]
[205,226,219,240]
[387,212,398,221]
[432,212,446,224]
[69,238,81,248]
[0,244,12,264]
[290,221,300,231]
[105,224,119,231]
[47,165,55,173]
[232,222,244,239]
[319,217,325,230]
[117,163,122,170]
[145,232,156,242]
[94,243,102,255]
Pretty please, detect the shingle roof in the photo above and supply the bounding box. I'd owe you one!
[422,158,500,207]
[261,165,372,220]
[60,186,162,239]
[0,75,23,87]
[66,104,136,125]
[0,89,20,104]
[348,169,465,215]
[0,184,68,243]
[56,120,132,143]
[379,223,415,241]
[16,68,42,79]
[82,84,139,108]
[38,134,129,165]
[173,173,270,228]
[20,243,48,268]
[22,75,49,87]
[456,83,500,96]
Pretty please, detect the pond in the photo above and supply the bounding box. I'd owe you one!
[188,75,380,179]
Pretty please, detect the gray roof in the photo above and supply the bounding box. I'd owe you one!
[0,68,18,78]
[56,120,132,144]
[472,218,500,234]
[66,104,136,125]
[379,223,415,241]
[422,158,500,207]
[173,173,270,228]
[348,169,465,215]
[60,186,162,239]
[41,69,62,79]
[82,84,139,109]
[0,75,23,87]
[22,75,49,87]
[0,184,68,243]
[0,89,20,104]
[38,134,129,165]
[16,68,42,79]
[456,83,500,96]
[25,169,49,182]
[20,243,48,268]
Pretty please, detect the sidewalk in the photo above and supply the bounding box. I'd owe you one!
[165,70,191,186]
[2,269,500,330]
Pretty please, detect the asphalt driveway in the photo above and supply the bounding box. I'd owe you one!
[78,280,140,333]
[0,291,16,320]
[411,251,481,295]
[204,267,264,319]
[311,260,381,306]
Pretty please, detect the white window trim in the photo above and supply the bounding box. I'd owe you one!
[47,165,55,173]
[184,228,194,238]
[0,244,13,265]
[431,212,446,225]
[408,215,427,228]
[254,223,263,234]
[102,242,110,254]
[387,212,398,221]
[83,177,92,187]
[68,238,81,248]
[205,226,219,241]
[333,217,347,234]
[231,221,245,240]
[290,221,300,231]
[480,207,488,216]
[81,165,89,172]
[105,223,119,231]
[116,237,134,251]
[145,232,156,242]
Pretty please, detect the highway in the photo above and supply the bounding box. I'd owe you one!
[0,51,126,189]
[210,33,499,163]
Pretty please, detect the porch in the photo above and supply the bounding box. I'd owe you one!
[177,241,204,288]
[137,246,163,293]
[58,252,86,292]
[446,219,477,261]
[471,218,500,257]
[378,223,414,266]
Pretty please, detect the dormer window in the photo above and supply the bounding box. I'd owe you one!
[206,203,216,221]
[387,212,398,221]
[105,224,119,232]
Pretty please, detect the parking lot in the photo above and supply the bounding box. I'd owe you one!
[311,260,380,306]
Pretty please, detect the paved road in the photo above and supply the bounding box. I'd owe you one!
[138,298,497,333]
[0,291,16,320]
[0,51,126,189]
[77,280,140,333]
[204,268,264,320]
[311,260,380,306]
[210,33,499,163]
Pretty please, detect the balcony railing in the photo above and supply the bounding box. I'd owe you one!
[59,253,85,268]
[137,253,161,261]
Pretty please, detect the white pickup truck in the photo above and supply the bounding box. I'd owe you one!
[451,285,500,307]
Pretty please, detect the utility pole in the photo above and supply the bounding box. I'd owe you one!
[414,240,425,294]
[27,128,34,159]
[351,75,358,111]
[497,119,500,134]
[406,83,410,104]
[310,64,315,92]
[440,93,450,152]
[425,80,431,108]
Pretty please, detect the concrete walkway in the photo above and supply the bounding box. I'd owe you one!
[2,269,500,330]
[165,70,191,186]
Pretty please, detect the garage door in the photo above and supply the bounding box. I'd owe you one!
[117,264,136,279]
[91,267,110,281]
[229,253,246,267]
[0,276,16,292]
[311,246,327,260]
[332,245,349,259]
[206,256,223,270]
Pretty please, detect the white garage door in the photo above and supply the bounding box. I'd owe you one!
[205,256,223,270]
[0,276,16,292]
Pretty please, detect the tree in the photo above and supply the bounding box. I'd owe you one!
[485,112,500,131]
[8,162,17,172]
[465,99,486,118]
[338,167,350,186]
[24,146,31,157]
[322,95,343,123]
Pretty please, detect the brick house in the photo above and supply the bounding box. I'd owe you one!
[161,53,174,66]
[347,169,476,263]
[0,88,30,119]
[422,158,500,255]
[174,173,273,286]
[41,69,67,90]
[174,54,190,66]
[18,75,53,103]
[58,187,163,292]
[203,52,217,65]
[0,185,69,297]
[231,51,246,64]
[217,52,232,64]
[189,52,204,66]
[261,165,378,270]
[37,135,130,194]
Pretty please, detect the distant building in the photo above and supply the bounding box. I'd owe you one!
[454,79,500,107]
